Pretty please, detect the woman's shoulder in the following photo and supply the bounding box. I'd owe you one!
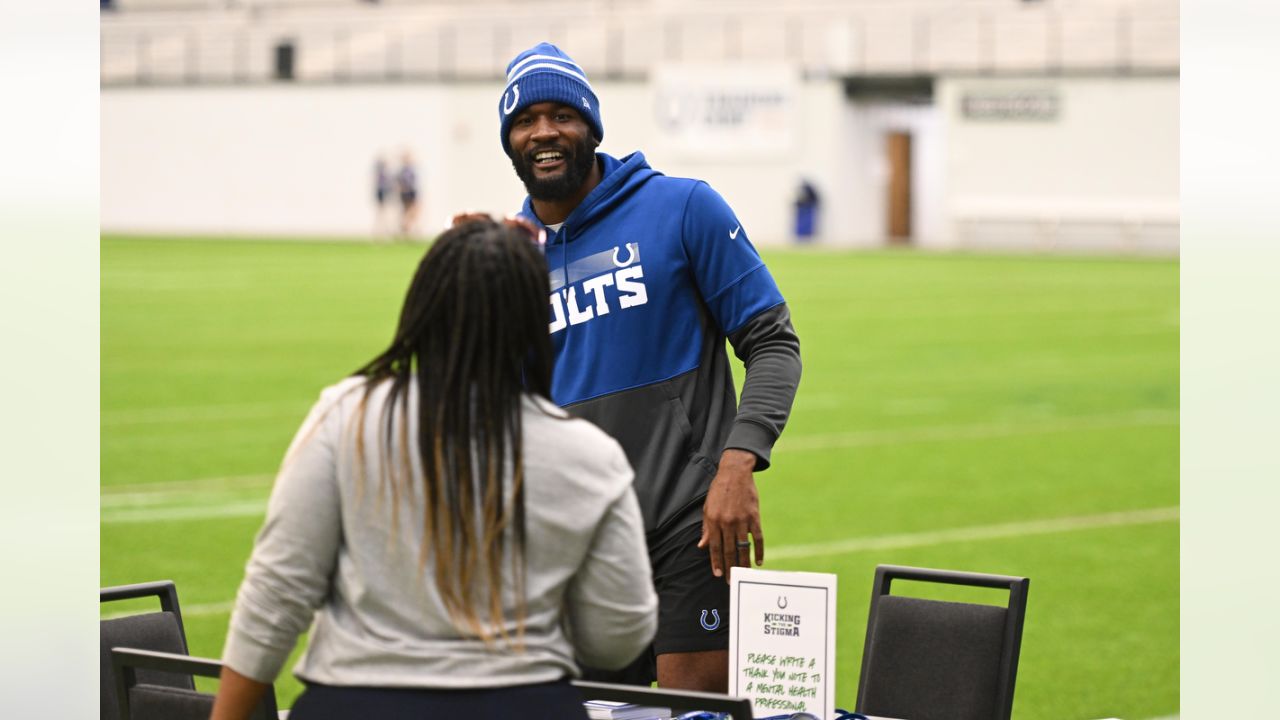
[296,376,387,435]
[311,376,371,414]
[521,395,631,480]
[521,394,614,444]
[320,376,369,401]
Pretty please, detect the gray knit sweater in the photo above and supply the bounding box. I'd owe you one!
[222,377,657,687]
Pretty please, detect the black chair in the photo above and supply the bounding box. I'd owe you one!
[573,680,754,719]
[101,581,194,720]
[111,647,280,720]
[855,564,1030,720]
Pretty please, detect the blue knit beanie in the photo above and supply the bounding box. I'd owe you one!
[498,42,603,155]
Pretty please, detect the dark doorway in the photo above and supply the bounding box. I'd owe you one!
[274,41,296,81]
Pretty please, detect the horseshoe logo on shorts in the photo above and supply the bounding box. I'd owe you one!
[777,596,789,609]
[700,609,721,631]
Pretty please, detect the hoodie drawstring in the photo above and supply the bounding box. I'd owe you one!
[560,227,570,303]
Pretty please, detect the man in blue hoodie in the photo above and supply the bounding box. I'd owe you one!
[498,42,802,692]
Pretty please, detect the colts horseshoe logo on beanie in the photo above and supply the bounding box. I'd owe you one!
[503,84,520,116]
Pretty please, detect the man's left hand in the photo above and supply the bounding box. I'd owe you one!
[698,448,764,583]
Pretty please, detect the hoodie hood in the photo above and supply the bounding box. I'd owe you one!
[519,151,658,244]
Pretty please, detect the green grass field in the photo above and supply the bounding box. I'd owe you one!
[101,235,1178,719]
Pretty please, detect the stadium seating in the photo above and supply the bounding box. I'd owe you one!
[100,580,193,720]
[100,0,1179,86]
[855,564,1030,720]
[111,647,280,720]
[573,679,754,719]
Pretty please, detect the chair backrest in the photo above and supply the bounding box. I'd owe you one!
[112,647,279,720]
[856,564,1030,720]
[101,581,193,720]
[573,680,755,719]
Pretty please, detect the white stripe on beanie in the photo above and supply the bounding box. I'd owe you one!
[507,63,592,88]
[506,53,588,81]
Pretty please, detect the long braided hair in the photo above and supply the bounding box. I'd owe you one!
[353,218,552,644]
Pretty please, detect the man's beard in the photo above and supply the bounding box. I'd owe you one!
[511,135,597,202]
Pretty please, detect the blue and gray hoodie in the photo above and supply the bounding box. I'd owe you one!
[521,151,802,538]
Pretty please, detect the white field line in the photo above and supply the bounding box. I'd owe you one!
[103,501,272,524]
[103,491,251,509]
[102,600,235,621]
[102,402,308,427]
[100,409,1176,497]
[102,473,275,499]
[104,506,1179,619]
[779,409,1177,452]
[768,506,1179,561]
[100,409,1178,522]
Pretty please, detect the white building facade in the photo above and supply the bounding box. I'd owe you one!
[100,0,1179,252]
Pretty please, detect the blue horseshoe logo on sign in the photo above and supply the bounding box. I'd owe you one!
[700,609,721,631]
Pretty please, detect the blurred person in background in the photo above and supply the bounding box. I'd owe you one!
[372,154,393,240]
[209,218,657,720]
[396,150,421,238]
[495,42,802,692]
[793,178,821,244]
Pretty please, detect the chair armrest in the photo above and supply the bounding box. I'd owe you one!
[111,647,223,680]
[111,648,280,720]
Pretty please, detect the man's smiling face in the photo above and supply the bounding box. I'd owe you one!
[508,102,598,202]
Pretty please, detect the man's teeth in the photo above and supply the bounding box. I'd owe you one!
[534,151,564,163]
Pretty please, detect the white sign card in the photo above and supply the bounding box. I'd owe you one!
[729,567,837,719]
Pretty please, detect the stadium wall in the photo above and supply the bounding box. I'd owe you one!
[102,84,510,239]
[101,74,1177,251]
[935,75,1179,253]
[100,80,847,243]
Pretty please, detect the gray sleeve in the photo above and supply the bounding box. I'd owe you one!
[563,450,659,670]
[725,303,802,471]
[222,396,343,683]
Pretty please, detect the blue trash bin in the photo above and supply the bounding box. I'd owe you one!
[794,204,816,242]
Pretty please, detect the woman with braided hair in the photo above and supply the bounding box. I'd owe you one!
[211,217,656,720]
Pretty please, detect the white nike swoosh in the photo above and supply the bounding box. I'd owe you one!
[729,225,741,239]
